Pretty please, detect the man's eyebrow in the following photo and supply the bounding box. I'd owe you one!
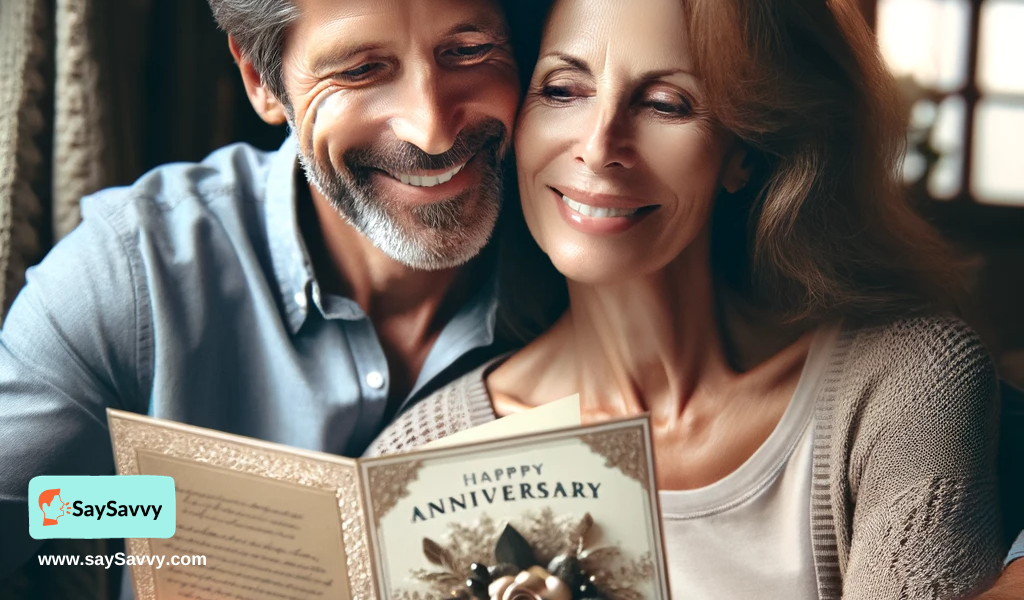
[310,43,387,75]
[443,18,509,40]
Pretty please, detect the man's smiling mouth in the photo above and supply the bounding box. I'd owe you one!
[385,160,470,188]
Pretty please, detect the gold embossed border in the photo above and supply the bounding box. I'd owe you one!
[364,460,422,526]
[578,426,651,493]
[108,412,376,600]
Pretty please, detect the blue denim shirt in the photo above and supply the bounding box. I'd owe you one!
[0,135,501,575]
[1010,530,1024,566]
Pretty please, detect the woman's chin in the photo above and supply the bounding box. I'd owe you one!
[548,249,652,287]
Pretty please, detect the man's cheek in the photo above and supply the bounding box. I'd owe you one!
[307,94,375,169]
[459,66,520,128]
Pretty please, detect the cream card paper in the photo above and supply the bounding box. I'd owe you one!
[108,410,373,600]
[109,408,670,600]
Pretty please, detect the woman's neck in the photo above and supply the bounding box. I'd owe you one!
[565,235,736,423]
[488,236,817,490]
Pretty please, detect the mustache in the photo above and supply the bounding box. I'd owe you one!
[343,119,508,176]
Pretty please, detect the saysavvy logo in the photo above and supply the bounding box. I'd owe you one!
[38,489,70,526]
[29,476,176,540]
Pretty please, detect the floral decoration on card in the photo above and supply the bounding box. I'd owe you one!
[394,508,653,600]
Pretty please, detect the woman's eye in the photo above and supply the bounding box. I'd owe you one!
[645,96,692,117]
[541,85,575,102]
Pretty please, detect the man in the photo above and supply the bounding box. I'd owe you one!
[0,0,521,580]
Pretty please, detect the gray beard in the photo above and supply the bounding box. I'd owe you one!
[297,134,506,271]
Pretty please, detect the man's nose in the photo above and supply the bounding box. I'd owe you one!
[389,68,466,156]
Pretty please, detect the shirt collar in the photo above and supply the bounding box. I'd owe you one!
[265,134,315,334]
[401,271,500,406]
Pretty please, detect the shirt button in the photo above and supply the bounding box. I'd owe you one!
[365,371,386,390]
[293,291,307,309]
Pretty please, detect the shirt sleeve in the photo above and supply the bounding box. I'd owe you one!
[1009,531,1024,566]
[0,195,143,577]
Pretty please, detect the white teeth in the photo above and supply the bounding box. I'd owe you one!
[561,195,639,218]
[393,163,466,188]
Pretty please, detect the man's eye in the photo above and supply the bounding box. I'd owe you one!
[340,63,383,80]
[448,44,495,58]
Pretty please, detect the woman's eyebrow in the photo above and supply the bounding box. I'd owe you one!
[638,68,697,80]
[542,52,592,74]
[539,54,696,82]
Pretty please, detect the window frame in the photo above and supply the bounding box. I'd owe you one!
[869,0,1024,246]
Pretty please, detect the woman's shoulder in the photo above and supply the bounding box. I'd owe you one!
[836,314,995,391]
[827,313,998,435]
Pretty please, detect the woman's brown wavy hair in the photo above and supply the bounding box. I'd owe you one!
[496,0,964,344]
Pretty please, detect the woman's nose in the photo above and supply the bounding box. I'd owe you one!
[575,101,637,172]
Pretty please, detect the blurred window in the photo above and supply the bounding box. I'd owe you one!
[878,0,1024,205]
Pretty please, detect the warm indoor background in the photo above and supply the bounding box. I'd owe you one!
[873,0,1024,384]
[3,0,1021,372]
[0,0,1021,598]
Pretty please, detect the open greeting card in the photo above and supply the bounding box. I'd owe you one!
[107,406,670,600]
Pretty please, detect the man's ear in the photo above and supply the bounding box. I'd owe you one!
[229,36,288,126]
[723,143,754,194]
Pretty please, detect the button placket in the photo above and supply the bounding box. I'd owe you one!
[337,316,393,455]
[365,371,386,390]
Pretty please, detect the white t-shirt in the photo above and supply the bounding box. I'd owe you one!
[658,326,838,599]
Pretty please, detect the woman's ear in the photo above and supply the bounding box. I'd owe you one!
[723,144,754,194]
[229,37,288,126]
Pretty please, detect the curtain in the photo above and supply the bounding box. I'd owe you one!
[0,0,285,321]
[0,0,46,318]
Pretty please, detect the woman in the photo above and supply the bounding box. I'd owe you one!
[367,0,1005,597]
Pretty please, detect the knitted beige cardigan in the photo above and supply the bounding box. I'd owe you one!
[367,316,1005,599]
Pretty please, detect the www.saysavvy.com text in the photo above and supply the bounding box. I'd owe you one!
[37,553,206,569]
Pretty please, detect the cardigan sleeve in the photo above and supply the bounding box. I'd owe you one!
[841,318,1004,600]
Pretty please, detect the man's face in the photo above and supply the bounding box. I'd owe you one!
[280,0,519,270]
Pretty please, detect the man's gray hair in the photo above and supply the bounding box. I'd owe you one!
[208,0,299,104]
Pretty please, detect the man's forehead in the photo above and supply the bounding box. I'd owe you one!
[284,0,510,79]
[288,0,507,34]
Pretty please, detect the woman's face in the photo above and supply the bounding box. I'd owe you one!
[515,0,748,284]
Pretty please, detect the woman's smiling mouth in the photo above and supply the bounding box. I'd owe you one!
[551,186,659,233]
[560,194,641,218]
